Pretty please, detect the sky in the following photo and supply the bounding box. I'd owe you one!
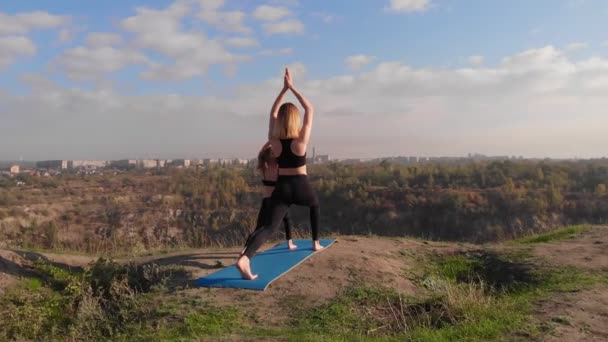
[1,0,608,160]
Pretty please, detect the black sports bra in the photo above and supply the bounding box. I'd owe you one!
[277,139,306,168]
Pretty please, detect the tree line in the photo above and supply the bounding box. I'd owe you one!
[2,159,608,253]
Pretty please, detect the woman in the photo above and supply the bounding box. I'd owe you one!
[239,145,297,256]
[236,68,322,280]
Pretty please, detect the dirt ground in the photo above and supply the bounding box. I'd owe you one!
[530,226,608,342]
[136,236,460,325]
[536,286,608,342]
[531,226,608,272]
[1,227,607,339]
[0,236,461,324]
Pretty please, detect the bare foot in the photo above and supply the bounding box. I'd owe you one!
[313,240,324,251]
[287,239,298,250]
[236,256,258,280]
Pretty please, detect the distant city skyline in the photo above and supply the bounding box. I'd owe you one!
[2,152,600,164]
[2,1,608,160]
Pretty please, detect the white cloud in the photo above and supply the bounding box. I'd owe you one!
[222,63,238,77]
[0,11,69,35]
[500,46,558,67]
[387,0,431,13]
[121,2,247,80]
[565,42,588,52]
[199,0,225,11]
[263,18,304,35]
[0,11,70,66]
[269,0,299,6]
[257,47,293,56]
[57,29,73,43]
[54,45,149,80]
[0,36,36,68]
[253,5,291,21]
[6,45,608,159]
[252,4,304,35]
[240,45,608,156]
[121,2,190,43]
[346,55,375,71]
[0,78,257,160]
[197,0,251,33]
[86,33,123,47]
[224,36,259,48]
[468,55,484,66]
[199,10,250,33]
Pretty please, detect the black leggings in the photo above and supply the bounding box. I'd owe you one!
[242,197,293,253]
[257,197,294,239]
[242,175,320,258]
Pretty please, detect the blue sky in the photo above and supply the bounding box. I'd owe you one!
[1,0,608,160]
[3,0,608,85]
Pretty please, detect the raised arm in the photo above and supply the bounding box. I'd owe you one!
[284,68,314,144]
[268,70,290,139]
[290,85,314,144]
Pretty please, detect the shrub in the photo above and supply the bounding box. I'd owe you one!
[43,221,59,249]
[0,189,16,206]
[0,258,175,341]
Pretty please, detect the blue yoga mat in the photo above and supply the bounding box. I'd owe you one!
[193,238,336,291]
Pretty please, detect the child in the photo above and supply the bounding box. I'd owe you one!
[240,145,297,256]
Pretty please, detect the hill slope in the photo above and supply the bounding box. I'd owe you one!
[1,226,607,341]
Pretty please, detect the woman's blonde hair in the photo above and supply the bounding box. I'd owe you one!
[272,103,300,139]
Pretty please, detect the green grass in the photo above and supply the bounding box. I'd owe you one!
[2,240,606,341]
[433,254,481,282]
[407,250,604,341]
[405,309,527,342]
[287,282,519,342]
[284,249,607,342]
[129,307,246,341]
[511,225,589,245]
[1,280,255,342]
[0,256,271,341]
[24,278,43,291]
[290,289,376,336]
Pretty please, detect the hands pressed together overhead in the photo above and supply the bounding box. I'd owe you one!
[283,67,294,90]
[269,66,313,141]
